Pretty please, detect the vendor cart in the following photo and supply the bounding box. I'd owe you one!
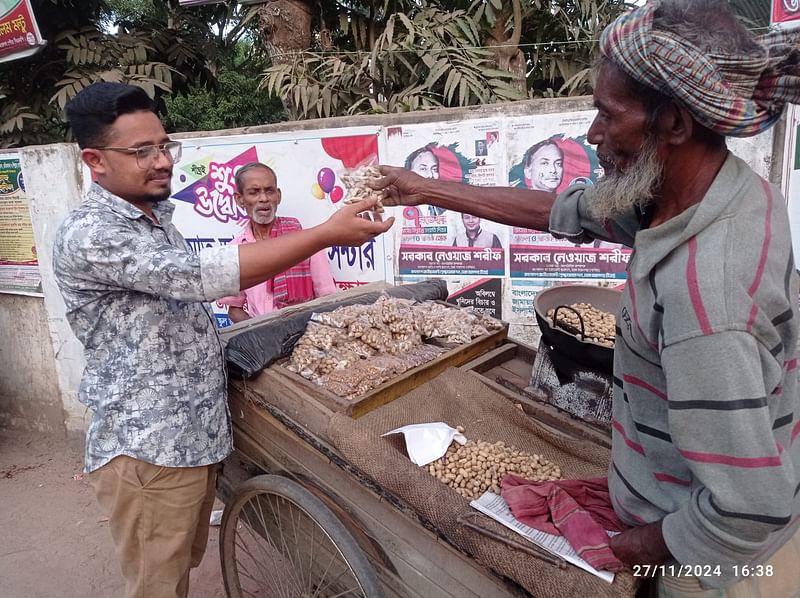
[215,281,638,598]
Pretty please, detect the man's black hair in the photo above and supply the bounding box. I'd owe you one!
[404,144,439,170]
[64,82,157,149]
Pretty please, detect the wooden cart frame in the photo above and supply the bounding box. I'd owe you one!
[215,286,612,597]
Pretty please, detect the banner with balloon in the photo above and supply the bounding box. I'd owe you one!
[167,126,389,326]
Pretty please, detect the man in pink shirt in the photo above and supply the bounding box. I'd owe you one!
[220,162,337,322]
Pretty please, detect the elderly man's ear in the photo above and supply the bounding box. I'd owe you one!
[656,101,694,146]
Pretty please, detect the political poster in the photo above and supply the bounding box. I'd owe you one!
[383,120,507,277]
[446,277,502,319]
[506,111,631,280]
[395,275,503,321]
[0,154,41,295]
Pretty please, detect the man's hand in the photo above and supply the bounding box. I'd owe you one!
[227,306,251,324]
[609,520,672,567]
[239,199,392,290]
[319,196,394,247]
[369,165,429,207]
[370,163,554,231]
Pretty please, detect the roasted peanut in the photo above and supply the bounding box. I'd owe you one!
[424,437,562,500]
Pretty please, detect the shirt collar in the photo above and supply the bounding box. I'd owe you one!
[240,219,257,243]
[86,182,176,225]
[238,218,281,243]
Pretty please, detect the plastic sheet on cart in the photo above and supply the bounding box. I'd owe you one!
[224,279,449,379]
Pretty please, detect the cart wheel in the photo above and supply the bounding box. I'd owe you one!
[221,474,384,598]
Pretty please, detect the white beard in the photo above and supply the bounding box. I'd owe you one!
[590,139,663,220]
[251,212,276,225]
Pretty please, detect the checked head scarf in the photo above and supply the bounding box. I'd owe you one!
[600,1,800,137]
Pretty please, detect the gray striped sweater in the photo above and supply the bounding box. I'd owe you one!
[550,153,800,588]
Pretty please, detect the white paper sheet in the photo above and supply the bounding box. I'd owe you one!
[382,422,467,466]
[470,492,615,584]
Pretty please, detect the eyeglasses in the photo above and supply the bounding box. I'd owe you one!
[95,141,182,169]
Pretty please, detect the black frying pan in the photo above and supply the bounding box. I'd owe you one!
[533,284,622,375]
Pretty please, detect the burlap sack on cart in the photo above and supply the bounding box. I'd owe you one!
[326,367,639,597]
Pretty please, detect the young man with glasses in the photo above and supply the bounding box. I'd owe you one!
[52,82,392,598]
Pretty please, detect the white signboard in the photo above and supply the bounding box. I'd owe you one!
[168,126,390,326]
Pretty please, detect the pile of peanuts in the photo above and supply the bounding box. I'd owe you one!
[341,165,385,213]
[546,302,615,348]
[426,429,562,500]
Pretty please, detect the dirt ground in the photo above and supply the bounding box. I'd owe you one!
[0,429,226,598]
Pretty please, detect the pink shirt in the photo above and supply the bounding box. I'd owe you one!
[219,220,337,316]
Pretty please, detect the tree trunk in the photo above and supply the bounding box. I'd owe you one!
[485,0,527,95]
[256,0,313,118]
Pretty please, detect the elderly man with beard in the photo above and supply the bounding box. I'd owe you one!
[373,1,800,594]
[53,82,392,598]
[220,162,337,322]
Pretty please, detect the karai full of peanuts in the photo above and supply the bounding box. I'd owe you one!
[427,428,562,500]
[546,302,616,348]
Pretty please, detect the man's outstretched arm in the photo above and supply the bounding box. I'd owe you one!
[372,165,556,231]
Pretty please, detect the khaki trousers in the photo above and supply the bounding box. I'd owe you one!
[90,456,217,598]
[654,527,800,598]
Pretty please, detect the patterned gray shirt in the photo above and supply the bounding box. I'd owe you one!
[53,183,240,472]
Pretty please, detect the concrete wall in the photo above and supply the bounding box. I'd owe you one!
[16,143,88,435]
[0,98,788,434]
[0,294,65,433]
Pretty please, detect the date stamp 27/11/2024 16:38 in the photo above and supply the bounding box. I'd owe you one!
[632,564,775,578]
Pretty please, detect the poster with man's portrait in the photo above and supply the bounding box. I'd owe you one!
[382,120,507,277]
[505,112,631,280]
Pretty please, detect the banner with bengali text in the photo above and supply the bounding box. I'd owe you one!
[166,127,388,326]
[0,0,45,64]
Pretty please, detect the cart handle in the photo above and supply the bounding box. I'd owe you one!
[457,512,568,570]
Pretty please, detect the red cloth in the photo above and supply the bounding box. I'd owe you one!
[429,145,464,182]
[266,217,315,309]
[501,475,631,572]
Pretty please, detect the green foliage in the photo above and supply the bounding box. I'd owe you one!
[102,0,158,23]
[161,29,286,133]
[50,27,176,109]
[498,0,630,97]
[259,0,633,119]
[164,67,286,133]
[0,0,266,148]
[0,0,649,144]
[263,3,525,119]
